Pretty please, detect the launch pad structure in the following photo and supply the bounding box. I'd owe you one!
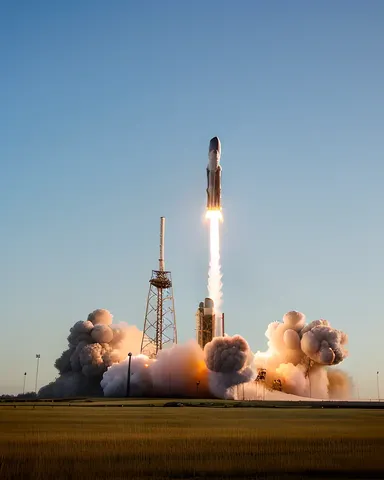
[141,217,177,358]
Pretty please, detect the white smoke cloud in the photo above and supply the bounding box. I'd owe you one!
[253,311,351,399]
[41,308,351,401]
[39,309,142,398]
[102,341,210,398]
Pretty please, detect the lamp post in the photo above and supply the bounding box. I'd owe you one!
[23,372,27,395]
[306,358,313,399]
[35,354,41,394]
[126,353,132,397]
[377,371,380,401]
[196,380,200,395]
[309,374,312,399]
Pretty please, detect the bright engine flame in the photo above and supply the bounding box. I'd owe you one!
[206,209,223,335]
[205,209,223,221]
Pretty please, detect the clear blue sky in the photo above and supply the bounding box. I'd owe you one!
[1,1,383,398]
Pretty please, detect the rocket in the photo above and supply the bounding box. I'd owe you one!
[206,136,222,210]
[196,297,225,348]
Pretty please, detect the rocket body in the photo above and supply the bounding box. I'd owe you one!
[196,298,215,348]
[196,297,225,348]
[206,137,222,210]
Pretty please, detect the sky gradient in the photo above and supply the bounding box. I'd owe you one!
[1,1,383,398]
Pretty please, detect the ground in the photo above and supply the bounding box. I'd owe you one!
[0,399,383,479]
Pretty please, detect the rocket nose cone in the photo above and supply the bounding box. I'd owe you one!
[209,137,221,153]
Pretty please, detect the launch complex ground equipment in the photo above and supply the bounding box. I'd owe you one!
[141,217,177,358]
[272,379,283,392]
[304,357,315,398]
[255,368,267,401]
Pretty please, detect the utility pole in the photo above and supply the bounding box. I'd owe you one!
[22,372,27,395]
[35,354,41,394]
[377,371,380,401]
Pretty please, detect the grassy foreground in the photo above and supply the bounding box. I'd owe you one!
[0,406,383,479]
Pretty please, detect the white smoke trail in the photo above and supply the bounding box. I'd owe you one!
[206,210,223,335]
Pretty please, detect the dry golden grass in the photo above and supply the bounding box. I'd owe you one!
[0,406,383,479]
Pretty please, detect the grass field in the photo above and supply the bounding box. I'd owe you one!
[0,404,383,479]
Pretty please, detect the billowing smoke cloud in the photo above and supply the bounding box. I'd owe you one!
[101,341,210,398]
[39,309,142,398]
[301,320,348,365]
[252,311,350,400]
[40,308,351,401]
[204,335,249,373]
[203,335,256,399]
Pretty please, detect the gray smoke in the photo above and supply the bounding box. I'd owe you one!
[301,320,348,365]
[203,335,256,399]
[39,309,142,398]
[204,335,250,373]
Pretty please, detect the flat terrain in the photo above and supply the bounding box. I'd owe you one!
[0,403,383,479]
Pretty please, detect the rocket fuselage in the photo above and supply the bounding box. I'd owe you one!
[207,137,222,210]
[196,298,215,349]
[196,297,225,348]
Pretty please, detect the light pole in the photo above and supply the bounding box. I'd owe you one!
[307,358,313,399]
[196,380,200,395]
[35,354,41,394]
[23,372,27,395]
[377,371,380,401]
[308,374,312,398]
[126,353,132,397]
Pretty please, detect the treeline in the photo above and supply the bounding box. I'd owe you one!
[1,392,38,400]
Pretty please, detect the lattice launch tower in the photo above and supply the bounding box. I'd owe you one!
[141,217,177,357]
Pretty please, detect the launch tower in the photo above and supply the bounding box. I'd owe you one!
[141,217,177,358]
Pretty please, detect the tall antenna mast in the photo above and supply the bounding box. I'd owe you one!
[159,216,165,271]
[141,217,177,358]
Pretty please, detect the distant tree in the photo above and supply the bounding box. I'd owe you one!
[17,392,37,399]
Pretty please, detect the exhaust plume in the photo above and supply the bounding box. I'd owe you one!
[206,210,223,335]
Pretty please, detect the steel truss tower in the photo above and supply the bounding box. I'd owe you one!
[141,217,177,357]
